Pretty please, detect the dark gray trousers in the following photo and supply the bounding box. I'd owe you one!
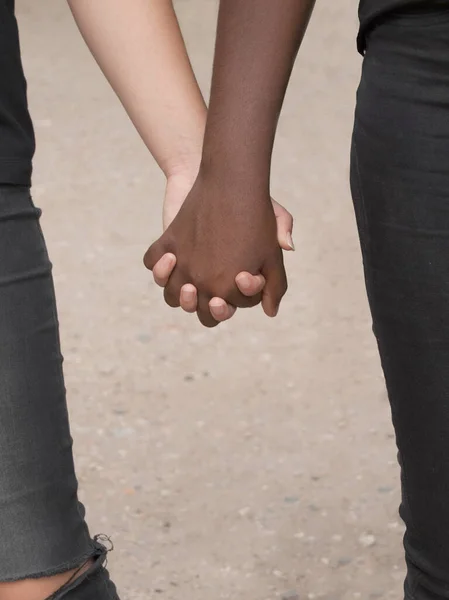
[0,186,118,599]
[352,5,449,599]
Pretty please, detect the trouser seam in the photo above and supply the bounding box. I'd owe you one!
[45,536,114,600]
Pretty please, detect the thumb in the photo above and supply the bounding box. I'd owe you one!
[262,253,288,318]
[272,198,295,251]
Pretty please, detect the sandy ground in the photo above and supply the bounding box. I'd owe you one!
[17,1,404,599]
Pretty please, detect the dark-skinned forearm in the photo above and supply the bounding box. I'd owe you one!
[201,0,316,192]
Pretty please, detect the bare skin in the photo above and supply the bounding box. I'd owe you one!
[158,172,295,322]
[68,0,295,324]
[0,0,313,595]
[146,0,316,326]
[0,1,282,596]
[0,1,207,597]
[0,559,93,600]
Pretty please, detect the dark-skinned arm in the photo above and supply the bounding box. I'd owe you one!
[145,1,316,327]
[203,0,316,188]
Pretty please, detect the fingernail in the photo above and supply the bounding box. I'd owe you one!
[183,290,195,301]
[162,254,175,268]
[210,301,226,317]
[287,232,295,251]
[272,305,279,317]
[236,274,250,289]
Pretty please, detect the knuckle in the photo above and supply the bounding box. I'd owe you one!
[280,279,288,298]
[143,250,154,270]
[234,292,261,309]
[144,234,173,271]
[198,313,219,328]
[164,286,180,308]
[144,245,161,271]
[197,298,219,327]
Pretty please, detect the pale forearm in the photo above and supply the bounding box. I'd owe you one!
[68,0,206,177]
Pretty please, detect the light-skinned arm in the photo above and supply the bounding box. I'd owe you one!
[68,0,294,323]
[145,0,316,327]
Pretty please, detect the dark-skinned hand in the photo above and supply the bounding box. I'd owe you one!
[144,170,288,327]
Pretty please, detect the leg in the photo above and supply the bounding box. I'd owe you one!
[0,186,118,599]
[351,7,449,598]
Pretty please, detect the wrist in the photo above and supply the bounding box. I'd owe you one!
[199,150,271,194]
[163,151,202,183]
[158,114,206,180]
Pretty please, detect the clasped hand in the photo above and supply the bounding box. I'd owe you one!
[144,171,293,327]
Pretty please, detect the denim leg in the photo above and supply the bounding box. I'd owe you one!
[0,186,118,599]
